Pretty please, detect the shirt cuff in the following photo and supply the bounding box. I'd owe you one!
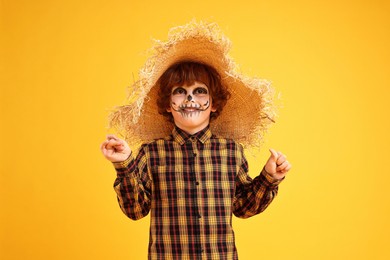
[112,152,134,170]
[261,167,285,187]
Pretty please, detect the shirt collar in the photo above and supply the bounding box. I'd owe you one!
[172,125,212,145]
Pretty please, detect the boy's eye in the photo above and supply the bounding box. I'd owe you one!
[172,87,186,95]
[194,87,208,95]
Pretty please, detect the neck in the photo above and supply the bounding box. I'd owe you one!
[175,122,209,135]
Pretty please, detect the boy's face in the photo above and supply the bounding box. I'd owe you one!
[167,82,216,134]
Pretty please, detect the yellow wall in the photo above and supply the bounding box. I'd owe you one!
[2,0,390,259]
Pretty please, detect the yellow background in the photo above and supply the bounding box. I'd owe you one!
[1,0,390,259]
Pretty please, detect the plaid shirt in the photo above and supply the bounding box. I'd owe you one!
[113,126,283,260]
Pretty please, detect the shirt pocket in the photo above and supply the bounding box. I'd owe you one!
[152,165,186,201]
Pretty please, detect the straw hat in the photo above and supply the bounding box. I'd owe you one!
[109,20,276,149]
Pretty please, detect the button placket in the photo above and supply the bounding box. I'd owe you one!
[190,139,200,218]
[191,138,205,257]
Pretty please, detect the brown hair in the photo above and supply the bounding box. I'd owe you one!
[156,61,230,122]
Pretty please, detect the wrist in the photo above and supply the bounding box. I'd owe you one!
[261,167,285,184]
[113,152,133,169]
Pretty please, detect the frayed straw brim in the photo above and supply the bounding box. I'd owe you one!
[109,21,276,149]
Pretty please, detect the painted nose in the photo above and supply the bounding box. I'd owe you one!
[187,95,193,101]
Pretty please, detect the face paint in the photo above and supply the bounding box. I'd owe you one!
[170,84,211,118]
[168,82,216,134]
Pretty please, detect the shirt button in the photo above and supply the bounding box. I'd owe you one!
[195,181,199,186]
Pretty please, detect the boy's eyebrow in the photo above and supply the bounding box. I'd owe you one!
[171,83,209,90]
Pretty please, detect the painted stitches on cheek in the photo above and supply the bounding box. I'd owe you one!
[170,85,211,118]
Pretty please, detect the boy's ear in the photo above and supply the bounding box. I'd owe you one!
[166,106,172,113]
[211,97,217,112]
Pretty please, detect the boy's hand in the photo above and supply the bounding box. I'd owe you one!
[264,148,291,180]
[100,135,131,162]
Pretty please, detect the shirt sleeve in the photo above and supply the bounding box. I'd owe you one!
[113,145,152,220]
[232,149,284,219]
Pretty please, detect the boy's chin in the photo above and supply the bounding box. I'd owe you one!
[180,112,202,118]
[173,114,210,129]
[178,118,208,125]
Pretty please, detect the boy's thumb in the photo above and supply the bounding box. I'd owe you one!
[269,148,279,161]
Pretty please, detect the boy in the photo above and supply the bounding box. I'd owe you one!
[101,22,291,259]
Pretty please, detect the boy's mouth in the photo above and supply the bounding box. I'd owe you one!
[179,103,201,112]
[179,110,201,118]
[179,105,202,117]
[176,101,209,110]
[180,103,201,109]
[170,101,210,116]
